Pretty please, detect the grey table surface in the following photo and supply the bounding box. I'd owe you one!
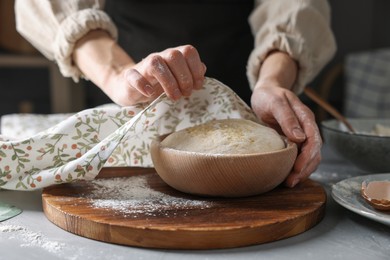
[1,145,389,260]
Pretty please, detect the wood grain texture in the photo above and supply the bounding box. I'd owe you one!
[42,167,326,250]
[151,137,297,197]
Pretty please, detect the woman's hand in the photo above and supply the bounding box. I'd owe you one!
[73,30,206,106]
[251,82,322,187]
[122,45,206,104]
[251,51,322,187]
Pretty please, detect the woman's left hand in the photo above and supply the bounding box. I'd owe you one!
[251,82,322,187]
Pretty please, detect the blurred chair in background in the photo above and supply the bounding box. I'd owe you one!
[315,48,390,121]
[344,48,390,118]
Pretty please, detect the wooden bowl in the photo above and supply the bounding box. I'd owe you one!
[150,135,298,197]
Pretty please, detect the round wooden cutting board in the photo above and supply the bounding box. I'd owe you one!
[42,167,326,250]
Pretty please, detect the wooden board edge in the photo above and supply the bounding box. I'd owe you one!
[41,195,326,250]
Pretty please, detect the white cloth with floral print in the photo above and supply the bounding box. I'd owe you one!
[0,78,257,190]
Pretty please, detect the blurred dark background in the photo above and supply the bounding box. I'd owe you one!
[1,0,389,120]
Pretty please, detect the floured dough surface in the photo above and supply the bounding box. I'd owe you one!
[161,119,285,154]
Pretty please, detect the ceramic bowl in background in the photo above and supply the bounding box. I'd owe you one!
[321,118,390,173]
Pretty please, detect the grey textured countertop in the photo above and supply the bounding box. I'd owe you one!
[1,145,389,260]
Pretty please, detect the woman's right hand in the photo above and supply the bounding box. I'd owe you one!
[73,30,206,106]
[116,45,207,105]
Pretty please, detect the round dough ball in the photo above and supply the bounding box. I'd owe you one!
[161,119,285,154]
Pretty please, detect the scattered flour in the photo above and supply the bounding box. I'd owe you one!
[0,224,64,254]
[84,175,214,217]
[0,225,24,232]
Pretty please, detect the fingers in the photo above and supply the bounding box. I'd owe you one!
[163,49,194,96]
[285,143,322,187]
[252,87,322,188]
[283,93,323,187]
[176,45,206,90]
[126,45,206,102]
[125,69,155,97]
[253,89,306,142]
[272,92,306,142]
[147,55,182,100]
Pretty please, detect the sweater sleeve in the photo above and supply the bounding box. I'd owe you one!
[247,0,337,94]
[15,0,118,81]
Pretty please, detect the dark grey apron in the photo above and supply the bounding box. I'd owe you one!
[105,0,254,104]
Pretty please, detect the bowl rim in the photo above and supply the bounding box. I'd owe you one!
[321,118,390,139]
[152,135,297,158]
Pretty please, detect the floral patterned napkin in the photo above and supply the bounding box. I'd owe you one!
[0,78,257,190]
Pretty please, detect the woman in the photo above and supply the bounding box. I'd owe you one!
[15,0,336,187]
